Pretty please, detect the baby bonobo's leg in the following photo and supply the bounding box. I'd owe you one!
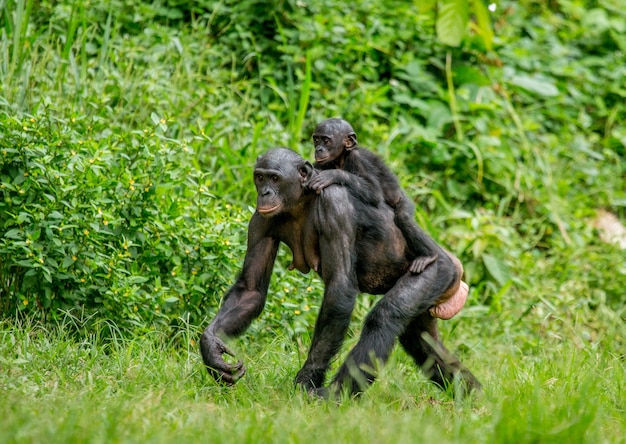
[429,252,469,320]
[391,196,441,276]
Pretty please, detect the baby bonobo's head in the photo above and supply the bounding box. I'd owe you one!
[312,118,358,165]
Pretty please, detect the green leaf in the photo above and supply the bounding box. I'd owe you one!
[62,256,75,268]
[5,228,22,239]
[510,74,560,97]
[30,228,41,241]
[482,253,512,287]
[42,269,53,283]
[393,93,430,111]
[470,0,494,50]
[127,276,149,285]
[415,0,437,14]
[437,0,469,47]
[582,8,611,35]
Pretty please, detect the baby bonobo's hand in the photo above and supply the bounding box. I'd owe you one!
[408,254,438,274]
[308,170,340,193]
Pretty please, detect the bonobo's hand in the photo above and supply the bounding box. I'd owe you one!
[308,170,339,193]
[200,332,245,385]
[408,254,438,274]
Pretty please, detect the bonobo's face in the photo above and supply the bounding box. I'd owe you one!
[312,118,356,165]
[254,148,312,218]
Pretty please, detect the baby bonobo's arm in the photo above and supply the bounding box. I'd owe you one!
[309,160,383,207]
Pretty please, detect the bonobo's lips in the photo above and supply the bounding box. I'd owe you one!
[315,155,330,164]
[257,204,281,215]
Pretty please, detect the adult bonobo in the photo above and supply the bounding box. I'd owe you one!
[200,148,481,397]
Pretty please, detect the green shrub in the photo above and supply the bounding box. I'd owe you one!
[0,110,246,329]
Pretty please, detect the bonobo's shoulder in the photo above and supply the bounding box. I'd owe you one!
[313,185,358,231]
[355,147,395,177]
[317,183,352,203]
[314,184,357,214]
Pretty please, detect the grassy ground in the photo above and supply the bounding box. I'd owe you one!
[1,311,624,444]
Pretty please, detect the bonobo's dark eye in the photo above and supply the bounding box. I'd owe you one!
[323,137,331,145]
[271,175,279,182]
[254,174,263,182]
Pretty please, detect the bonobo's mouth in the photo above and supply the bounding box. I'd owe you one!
[257,204,281,216]
[315,155,330,164]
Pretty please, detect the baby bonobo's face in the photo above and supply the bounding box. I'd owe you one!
[312,119,355,165]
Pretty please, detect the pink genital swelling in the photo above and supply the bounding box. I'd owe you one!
[429,280,469,320]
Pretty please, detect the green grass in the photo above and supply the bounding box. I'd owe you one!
[1,313,624,444]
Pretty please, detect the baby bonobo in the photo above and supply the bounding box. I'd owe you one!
[310,118,437,274]
[309,118,468,319]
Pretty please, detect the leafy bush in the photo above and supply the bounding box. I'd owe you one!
[0,109,246,329]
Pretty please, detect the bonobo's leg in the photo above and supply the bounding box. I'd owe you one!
[393,196,439,274]
[295,276,358,390]
[399,313,482,395]
[329,265,444,396]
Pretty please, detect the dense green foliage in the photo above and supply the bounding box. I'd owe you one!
[0,0,625,441]
[0,110,247,327]
[2,0,624,330]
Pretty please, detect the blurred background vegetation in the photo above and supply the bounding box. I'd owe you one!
[0,0,624,352]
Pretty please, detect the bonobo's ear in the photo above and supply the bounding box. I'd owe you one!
[298,160,315,187]
[344,132,357,150]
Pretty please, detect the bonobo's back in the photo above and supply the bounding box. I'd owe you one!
[314,183,410,295]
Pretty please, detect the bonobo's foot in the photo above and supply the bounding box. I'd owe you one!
[430,280,469,320]
[310,386,330,400]
[446,368,483,398]
[408,254,438,274]
[294,366,325,393]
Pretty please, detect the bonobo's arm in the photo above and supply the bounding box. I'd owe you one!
[200,213,279,385]
[295,186,359,390]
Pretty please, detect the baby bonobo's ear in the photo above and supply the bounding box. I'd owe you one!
[299,160,316,187]
[344,132,357,151]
